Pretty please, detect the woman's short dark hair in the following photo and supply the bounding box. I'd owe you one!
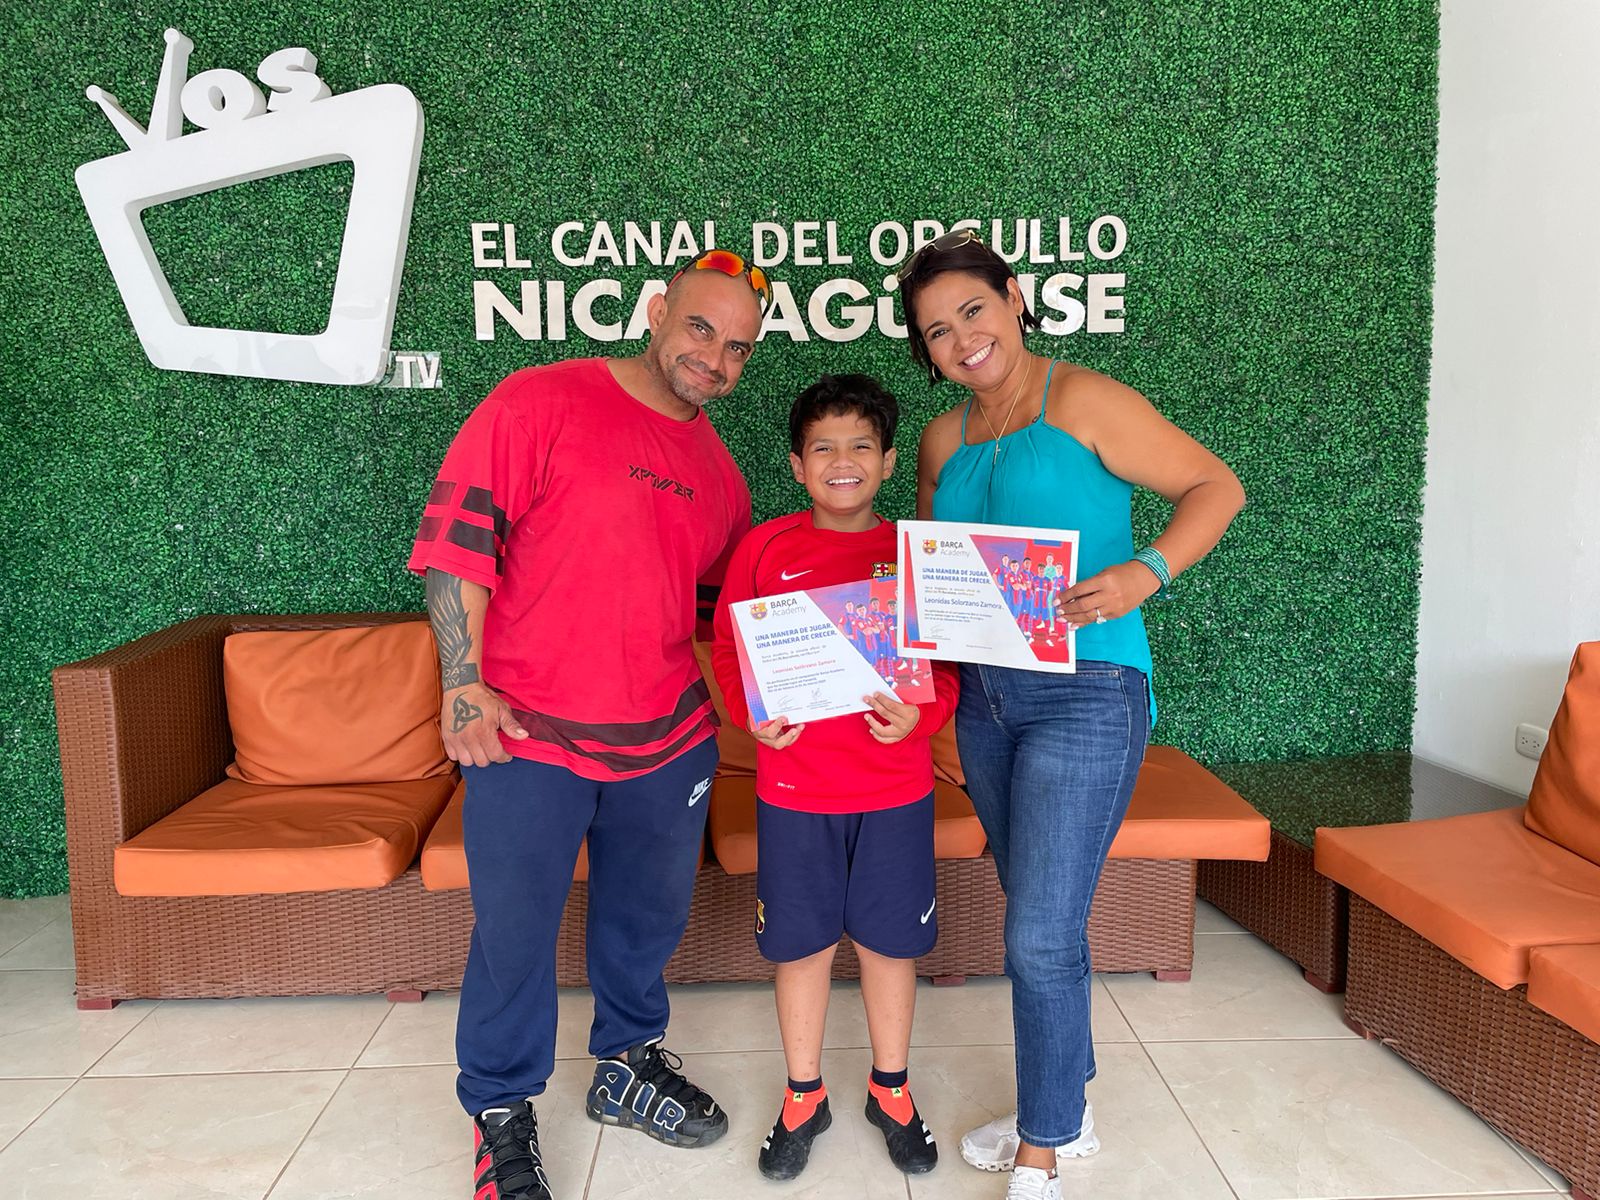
[898,237,1042,383]
[789,374,898,455]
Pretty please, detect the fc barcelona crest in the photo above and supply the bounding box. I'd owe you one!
[749,602,768,619]
[922,539,939,555]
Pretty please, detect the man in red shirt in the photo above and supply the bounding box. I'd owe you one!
[410,250,766,1200]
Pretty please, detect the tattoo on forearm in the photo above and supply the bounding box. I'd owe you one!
[425,569,481,690]
[451,694,484,733]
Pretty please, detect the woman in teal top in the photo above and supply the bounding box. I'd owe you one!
[901,231,1243,1200]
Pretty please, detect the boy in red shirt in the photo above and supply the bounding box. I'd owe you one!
[711,375,959,1182]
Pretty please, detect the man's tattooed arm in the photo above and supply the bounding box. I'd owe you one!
[425,569,482,691]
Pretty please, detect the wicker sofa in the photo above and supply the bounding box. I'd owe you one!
[1315,643,1600,1200]
[53,611,1269,1008]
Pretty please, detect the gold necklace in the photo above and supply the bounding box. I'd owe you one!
[977,360,1033,464]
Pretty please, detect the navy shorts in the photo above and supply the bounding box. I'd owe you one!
[754,793,937,963]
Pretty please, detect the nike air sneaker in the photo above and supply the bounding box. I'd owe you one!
[864,1079,938,1174]
[586,1038,729,1147]
[473,1100,553,1200]
[959,1102,1098,1171]
[758,1085,832,1180]
[1005,1165,1063,1200]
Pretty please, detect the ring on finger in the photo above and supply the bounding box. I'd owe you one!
[1095,607,1107,624]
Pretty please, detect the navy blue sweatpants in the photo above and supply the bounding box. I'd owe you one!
[454,738,718,1115]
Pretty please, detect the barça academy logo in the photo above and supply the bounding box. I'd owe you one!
[749,602,769,620]
[75,28,424,386]
[922,539,939,555]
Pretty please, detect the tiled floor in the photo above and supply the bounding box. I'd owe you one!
[0,894,1574,1199]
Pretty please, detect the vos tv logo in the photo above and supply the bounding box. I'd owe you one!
[75,28,424,386]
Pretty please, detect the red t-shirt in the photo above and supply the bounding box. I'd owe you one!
[409,358,751,780]
[711,511,960,814]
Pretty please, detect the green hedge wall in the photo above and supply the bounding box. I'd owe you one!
[0,0,1437,896]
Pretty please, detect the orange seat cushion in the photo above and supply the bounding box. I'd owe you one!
[420,780,590,889]
[1527,943,1600,1045]
[1107,746,1270,860]
[708,778,987,876]
[114,775,455,896]
[692,640,756,777]
[224,623,450,787]
[1316,807,1600,989]
[1524,642,1600,866]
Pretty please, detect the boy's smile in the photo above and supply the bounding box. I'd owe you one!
[790,412,896,533]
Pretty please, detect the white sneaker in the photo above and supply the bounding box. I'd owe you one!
[1005,1165,1062,1200]
[959,1103,1099,1171]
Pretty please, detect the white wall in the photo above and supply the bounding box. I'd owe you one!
[1415,1,1600,790]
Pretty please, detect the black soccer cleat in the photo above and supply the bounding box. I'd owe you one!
[585,1039,729,1147]
[865,1084,938,1175]
[759,1090,833,1181]
[473,1100,554,1200]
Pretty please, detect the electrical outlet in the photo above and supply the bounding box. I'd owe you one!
[1515,723,1549,760]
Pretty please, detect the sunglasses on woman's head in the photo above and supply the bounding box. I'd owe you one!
[894,228,989,283]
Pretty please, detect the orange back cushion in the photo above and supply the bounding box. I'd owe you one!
[1525,642,1600,865]
[224,622,450,787]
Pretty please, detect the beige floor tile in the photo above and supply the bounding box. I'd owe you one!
[662,980,789,1053]
[587,1047,911,1200]
[0,916,76,969]
[0,896,70,959]
[0,1078,70,1150]
[906,1042,1234,1199]
[270,1060,602,1200]
[910,976,1135,1047]
[1148,1039,1552,1199]
[0,970,156,1078]
[1499,1131,1573,1192]
[1102,929,1353,1041]
[0,1070,341,1199]
[90,994,391,1076]
[357,988,594,1068]
[1195,899,1248,934]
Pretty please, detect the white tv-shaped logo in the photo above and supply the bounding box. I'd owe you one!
[76,28,424,386]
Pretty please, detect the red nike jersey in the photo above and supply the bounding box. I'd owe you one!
[711,511,959,814]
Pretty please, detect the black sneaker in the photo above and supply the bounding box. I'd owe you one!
[585,1039,729,1147]
[759,1089,833,1181]
[865,1083,938,1174]
[473,1100,554,1200]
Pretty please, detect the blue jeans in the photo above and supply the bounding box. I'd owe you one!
[956,661,1150,1148]
[454,738,717,1115]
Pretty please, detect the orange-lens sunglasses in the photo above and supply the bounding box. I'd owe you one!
[670,248,772,310]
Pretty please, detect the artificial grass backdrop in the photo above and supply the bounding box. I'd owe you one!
[0,1,1437,896]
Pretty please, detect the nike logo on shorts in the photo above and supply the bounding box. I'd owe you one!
[780,569,812,581]
[919,898,936,924]
[688,778,710,807]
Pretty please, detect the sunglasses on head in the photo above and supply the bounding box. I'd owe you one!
[894,227,988,283]
[669,249,772,310]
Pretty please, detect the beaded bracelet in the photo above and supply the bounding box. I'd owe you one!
[1131,546,1172,599]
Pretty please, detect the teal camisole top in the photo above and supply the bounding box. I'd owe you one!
[930,360,1156,718]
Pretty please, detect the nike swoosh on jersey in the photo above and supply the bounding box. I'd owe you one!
[779,569,812,580]
[688,778,711,807]
[919,899,936,924]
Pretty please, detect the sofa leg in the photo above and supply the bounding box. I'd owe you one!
[76,996,120,1011]
[1343,1014,1377,1039]
[386,989,426,1003]
[930,975,967,988]
[1302,968,1341,994]
[1154,970,1191,982]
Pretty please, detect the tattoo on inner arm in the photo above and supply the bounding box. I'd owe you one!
[451,693,484,733]
[425,569,481,690]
